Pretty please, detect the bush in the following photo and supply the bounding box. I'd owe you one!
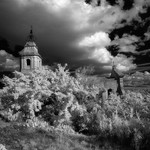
[0,144,7,150]
[1,64,150,149]
[0,64,102,128]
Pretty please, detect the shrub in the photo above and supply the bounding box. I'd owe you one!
[0,64,102,128]
[0,144,7,150]
[1,63,150,149]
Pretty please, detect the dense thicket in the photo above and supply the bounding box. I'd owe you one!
[0,64,150,150]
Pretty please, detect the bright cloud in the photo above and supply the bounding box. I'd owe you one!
[14,0,71,11]
[89,48,112,63]
[0,50,20,71]
[79,31,112,63]
[120,45,137,53]
[112,34,139,53]
[43,0,71,11]
[79,32,111,47]
[0,50,7,56]
[114,54,136,72]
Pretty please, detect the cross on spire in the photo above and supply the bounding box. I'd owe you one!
[28,25,34,41]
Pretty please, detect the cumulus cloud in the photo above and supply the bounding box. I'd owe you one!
[111,34,139,53]
[79,32,111,47]
[79,31,112,64]
[120,45,137,53]
[89,48,112,63]
[39,0,71,12]
[118,34,139,44]
[104,0,150,30]
[114,54,136,72]
[49,0,71,9]
[0,50,19,71]
[26,0,113,31]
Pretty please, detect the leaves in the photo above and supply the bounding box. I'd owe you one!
[0,64,98,126]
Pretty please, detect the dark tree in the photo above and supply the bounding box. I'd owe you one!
[14,45,24,57]
[0,37,11,53]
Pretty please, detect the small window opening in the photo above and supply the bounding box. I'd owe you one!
[108,89,113,96]
[27,59,31,66]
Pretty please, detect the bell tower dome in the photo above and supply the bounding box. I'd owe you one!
[20,26,42,74]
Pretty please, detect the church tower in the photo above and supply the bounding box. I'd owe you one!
[109,62,124,95]
[20,27,42,74]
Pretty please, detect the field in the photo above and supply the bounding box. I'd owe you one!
[0,123,93,150]
[0,120,132,150]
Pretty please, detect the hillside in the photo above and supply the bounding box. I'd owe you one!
[0,120,131,150]
[0,122,92,150]
[1,66,150,150]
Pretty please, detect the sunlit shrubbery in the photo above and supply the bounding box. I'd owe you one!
[0,64,102,129]
[1,64,150,149]
[0,144,7,150]
[105,91,150,120]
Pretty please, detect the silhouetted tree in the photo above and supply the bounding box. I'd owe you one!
[14,45,24,57]
[0,37,11,53]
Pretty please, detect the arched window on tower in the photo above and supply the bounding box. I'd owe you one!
[26,59,31,66]
[108,88,112,96]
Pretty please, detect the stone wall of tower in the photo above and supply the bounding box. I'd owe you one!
[120,77,125,94]
[20,55,42,73]
[104,79,118,93]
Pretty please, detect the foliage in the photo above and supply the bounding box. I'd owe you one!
[71,88,150,149]
[0,144,7,150]
[124,71,150,87]
[1,64,150,149]
[75,66,104,93]
[0,64,101,127]
[0,124,95,150]
[75,65,95,76]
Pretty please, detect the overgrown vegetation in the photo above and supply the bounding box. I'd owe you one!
[124,71,150,87]
[0,64,150,150]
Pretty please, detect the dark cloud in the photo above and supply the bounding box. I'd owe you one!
[0,0,150,74]
[1,0,116,74]
[85,0,101,6]
[107,45,119,56]
[85,0,93,4]
[0,0,85,66]
[105,0,118,6]
[0,37,12,54]
[109,4,150,53]
[139,6,150,19]
[122,0,134,10]
[106,0,135,10]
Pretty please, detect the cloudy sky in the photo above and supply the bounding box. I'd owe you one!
[0,0,150,74]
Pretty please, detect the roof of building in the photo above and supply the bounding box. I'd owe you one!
[109,65,124,79]
[20,41,41,57]
[19,26,41,57]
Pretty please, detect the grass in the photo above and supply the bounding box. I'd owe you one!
[0,119,137,150]
[0,120,99,150]
[1,119,149,150]
[1,87,150,150]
